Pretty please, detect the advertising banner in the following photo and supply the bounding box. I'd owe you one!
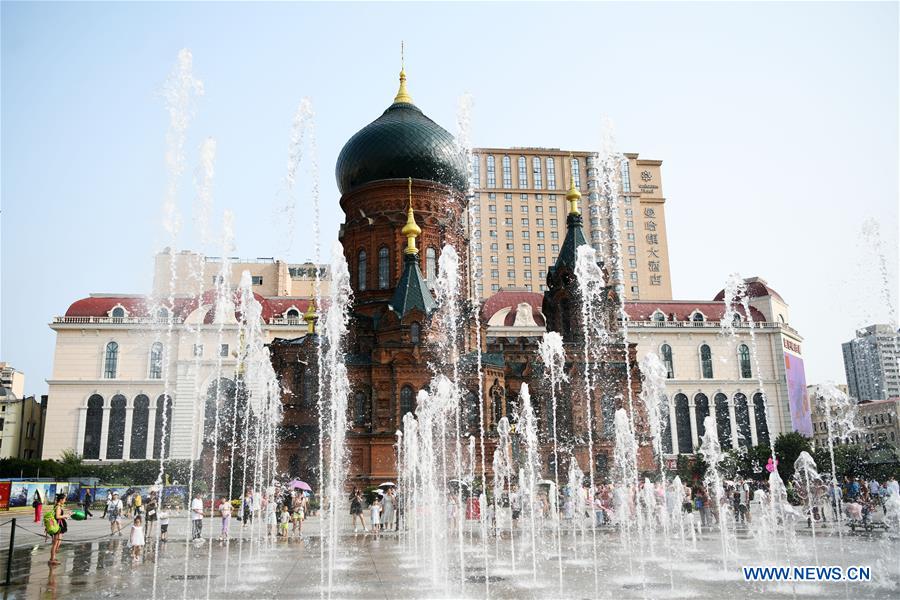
[0,481,10,509]
[785,353,812,436]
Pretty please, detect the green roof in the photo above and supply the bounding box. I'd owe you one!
[553,213,587,272]
[389,252,437,318]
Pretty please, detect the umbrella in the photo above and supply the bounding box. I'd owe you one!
[378,482,396,489]
[289,480,312,492]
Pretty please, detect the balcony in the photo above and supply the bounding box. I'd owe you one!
[52,316,183,325]
[627,320,799,335]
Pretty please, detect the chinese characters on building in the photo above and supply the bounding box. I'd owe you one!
[644,207,662,286]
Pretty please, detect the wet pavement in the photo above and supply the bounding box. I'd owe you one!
[0,512,898,599]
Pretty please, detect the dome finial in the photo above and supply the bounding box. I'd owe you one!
[402,177,422,254]
[303,300,318,334]
[394,41,414,104]
[566,153,582,215]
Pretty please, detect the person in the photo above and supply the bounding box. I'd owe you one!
[219,497,232,540]
[279,505,291,538]
[47,494,66,565]
[349,488,367,532]
[886,476,899,497]
[241,489,254,526]
[190,492,204,540]
[32,490,43,523]
[129,515,145,562]
[145,492,158,538]
[265,495,277,537]
[133,492,143,518]
[828,480,843,522]
[510,486,522,529]
[382,488,395,531]
[107,492,124,536]
[292,495,306,537]
[82,490,93,519]
[370,495,382,535]
[158,508,170,542]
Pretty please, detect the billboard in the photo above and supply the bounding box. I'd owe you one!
[785,352,812,436]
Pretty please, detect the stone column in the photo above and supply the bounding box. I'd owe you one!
[747,392,759,447]
[99,407,111,460]
[76,406,88,457]
[122,406,134,460]
[668,397,679,454]
[688,396,699,452]
[146,399,157,459]
[728,395,739,450]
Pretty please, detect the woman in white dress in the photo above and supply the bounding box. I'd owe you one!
[381,489,395,531]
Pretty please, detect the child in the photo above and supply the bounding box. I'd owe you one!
[370,496,382,534]
[158,509,170,542]
[265,498,277,537]
[219,497,232,540]
[293,498,306,537]
[279,505,291,538]
[130,515,145,561]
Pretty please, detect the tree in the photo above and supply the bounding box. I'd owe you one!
[773,432,812,481]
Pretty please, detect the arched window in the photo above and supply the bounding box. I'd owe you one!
[410,322,421,345]
[691,312,705,324]
[378,247,390,289]
[111,306,125,318]
[302,367,316,407]
[400,385,415,417]
[358,250,367,291]
[734,393,752,448]
[661,396,673,454]
[518,156,527,188]
[104,342,119,379]
[753,392,770,446]
[465,391,480,430]
[674,393,692,454]
[130,394,150,459]
[156,307,169,320]
[546,157,557,189]
[153,395,173,459]
[653,311,666,322]
[286,308,300,320]
[354,391,369,426]
[738,344,752,378]
[570,157,580,188]
[694,393,710,442]
[502,155,512,188]
[714,393,732,449]
[732,314,741,326]
[661,344,674,379]
[532,156,543,189]
[699,344,713,379]
[426,247,437,281]
[106,394,127,459]
[486,155,496,187]
[83,394,104,459]
[149,342,164,379]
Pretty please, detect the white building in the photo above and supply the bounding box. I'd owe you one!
[483,277,808,456]
[842,324,900,401]
[43,253,326,462]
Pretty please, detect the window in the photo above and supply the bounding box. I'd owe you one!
[653,311,666,322]
[489,204,496,213]
[522,244,530,252]
[83,394,104,459]
[507,270,515,278]
[507,256,515,265]
[532,156,543,189]
[490,243,498,251]
[521,218,529,227]
[674,394,692,454]
[153,395,173,459]
[104,342,119,379]
[714,393,732,449]
[358,250,367,291]
[538,257,546,264]
[629,259,637,268]
[552,244,560,252]
[738,344,752,378]
[471,156,480,187]
[630,272,638,281]
[516,156,528,188]
[546,157,557,189]
[628,246,636,255]
[506,231,513,239]
[410,322,421,345]
[734,393,751,448]
[354,391,369,426]
[490,256,498,264]
[149,342,164,379]
[400,385,416,417]
[700,344,713,378]
[502,156,512,188]
[193,344,204,357]
[571,157,580,188]
[156,307,169,320]
[106,394,127,459]
[130,394,150,459]
[251,276,263,286]
[489,217,497,225]
[692,312,705,323]
[621,158,631,192]
[220,344,229,358]
[524,271,532,279]
[753,393,770,446]
[378,247,390,289]
[426,247,437,281]
[505,205,512,213]
[535,206,543,213]
[550,218,558,227]
[487,155,496,187]
[626,220,634,229]
[520,205,528,213]
[549,206,557,214]
[505,218,513,226]
[111,306,125,318]
[538,231,545,239]
[694,394,710,443]
[537,219,544,226]
[661,344,674,378]
[491,284,500,292]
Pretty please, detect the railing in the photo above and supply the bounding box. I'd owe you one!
[53,316,183,325]
[269,318,306,327]
[627,320,799,335]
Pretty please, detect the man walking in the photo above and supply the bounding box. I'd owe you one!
[82,490,93,518]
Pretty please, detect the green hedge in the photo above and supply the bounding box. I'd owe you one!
[0,456,201,486]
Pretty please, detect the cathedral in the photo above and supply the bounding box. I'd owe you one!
[269,66,651,490]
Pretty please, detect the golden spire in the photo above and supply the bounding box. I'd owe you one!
[566,154,582,216]
[393,41,413,104]
[401,177,422,255]
[303,300,318,335]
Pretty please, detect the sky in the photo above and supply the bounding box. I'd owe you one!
[2,1,898,397]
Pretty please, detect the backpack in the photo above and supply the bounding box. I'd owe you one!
[43,510,60,536]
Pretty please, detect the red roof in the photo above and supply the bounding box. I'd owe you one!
[625,301,767,323]
[713,277,784,303]
[481,290,544,322]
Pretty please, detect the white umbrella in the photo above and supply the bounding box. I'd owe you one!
[378,482,396,489]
